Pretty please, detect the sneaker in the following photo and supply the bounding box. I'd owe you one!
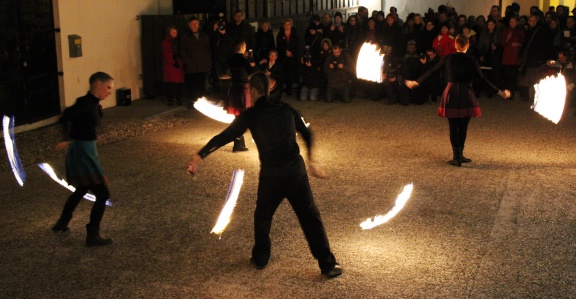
[322,263,343,279]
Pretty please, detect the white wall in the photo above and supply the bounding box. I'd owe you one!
[54,0,172,110]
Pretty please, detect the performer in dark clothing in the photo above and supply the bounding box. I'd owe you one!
[226,39,258,152]
[51,72,114,247]
[406,35,509,167]
[187,72,343,279]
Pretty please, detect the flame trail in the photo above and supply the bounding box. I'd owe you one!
[193,97,235,124]
[532,73,566,124]
[360,183,413,230]
[38,163,112,206]
[3,115,26,186]
[356,42,385,83]
[211,169,245,235]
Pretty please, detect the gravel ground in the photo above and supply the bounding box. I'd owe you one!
[1,95,576,298]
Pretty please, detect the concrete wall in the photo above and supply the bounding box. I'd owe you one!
[53,0,172,110]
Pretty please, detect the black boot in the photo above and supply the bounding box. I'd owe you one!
[461,146,472,163]
[448,147,463,167]
[233,136,249,153]
[85,224,112,247]
[51,218,70,233]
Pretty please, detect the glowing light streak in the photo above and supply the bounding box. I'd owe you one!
[193,97,235,124]
[211,169,244,235]
[356,42,385,83]
[3,115,26,186]
[37,163,112,206]
[532,73,566,124]
[360,183,413,230]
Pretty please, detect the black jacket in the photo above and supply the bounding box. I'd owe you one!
[60,92,102,141]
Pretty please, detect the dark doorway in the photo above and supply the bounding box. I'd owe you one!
[0,0,60,126]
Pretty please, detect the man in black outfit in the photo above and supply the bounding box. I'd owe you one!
[187,72,343,279]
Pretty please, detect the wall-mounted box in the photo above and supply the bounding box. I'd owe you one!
[67,35,82,58]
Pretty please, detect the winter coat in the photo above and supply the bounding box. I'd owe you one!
[324,53,355,88]
[180,30,212,74]
[501,27,525,66]
[162,36,184,83]
[432,33,456,57]
[227,21,256,50]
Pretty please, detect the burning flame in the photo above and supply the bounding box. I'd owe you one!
[360,183,413,230]
[532,73,566,124]
[211,169,245,235]
[193,97,235,124]
[37,163,112,206]
[3,115,26,186]
[356,42,385,83]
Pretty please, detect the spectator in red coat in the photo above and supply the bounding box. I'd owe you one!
[501,16,525,98]
[162,26,185,105]
[432,24,457,57]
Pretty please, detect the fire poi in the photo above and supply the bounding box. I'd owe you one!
[211,169,245,235]
[193,97,235,124]
[360,183,414,230]
[38,163,113,206]
[532,73,566,124]
[356,42,385,83]
[3,115,26,186]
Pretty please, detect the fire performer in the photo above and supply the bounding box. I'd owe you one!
[187,72,343,278]
[406,35,510,167]
[51,72,113,246]
[225,39,258,152]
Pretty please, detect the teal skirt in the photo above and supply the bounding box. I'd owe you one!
[66,140,104,187]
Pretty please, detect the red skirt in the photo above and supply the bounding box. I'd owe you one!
[437,82,481,118]
[225,84,252,115]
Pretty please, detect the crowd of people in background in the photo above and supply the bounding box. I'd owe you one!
[161,3,576,107]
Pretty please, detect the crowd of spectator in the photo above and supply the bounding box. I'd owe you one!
[162,3,576,106]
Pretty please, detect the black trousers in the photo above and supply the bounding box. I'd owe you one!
[252,171,336,272]
[58,184,110,229]
[448,117,471,148]
[185,72,207,102]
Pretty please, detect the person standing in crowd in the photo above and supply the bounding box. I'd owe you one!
[227,10,256,51]
[209,18,233,100]
[477,19,502,98]
[181,17,212,107]
[319,13,333,36]
[277,18,299,96]
[51,72,114,247]
[255,20,275,62]
[305,14,324,60]
[432,24,456,58]
[329,12,346,46]
[162,26,184,106]
[225,39,258,152]
[344,15,362,61]
[501,16,525,99]
[519,14,548,101]
[406,35,509,167]
[357,6,370,31]
[422,21,438,53]
[186,72,343,279]
[324,43,355,103]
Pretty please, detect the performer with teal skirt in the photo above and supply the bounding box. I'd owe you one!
[51,72,114,247]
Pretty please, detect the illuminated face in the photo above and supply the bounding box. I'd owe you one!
[441,26,448,34]
[487,21,495,31]
[234,12,244,24]
[332,47,342,56]
[509,18,517,28]
[189,20,200,33]
[528,16,537,28]
[262,22,270,31]
[349,17,357,25]
[268,51,278,62]
[169,28,177,38]
[322,14,331,24]
[284,20,292,31]
[463,27,470,35]
[368,19,376,30]
[414,15,422,24]
[322,42,330,51]
[426,21,434,31]
[427,51,436,60]
[458,17,466,25]
[386,16,395,25]
[93,80,114,101]
[334,16,342,24]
